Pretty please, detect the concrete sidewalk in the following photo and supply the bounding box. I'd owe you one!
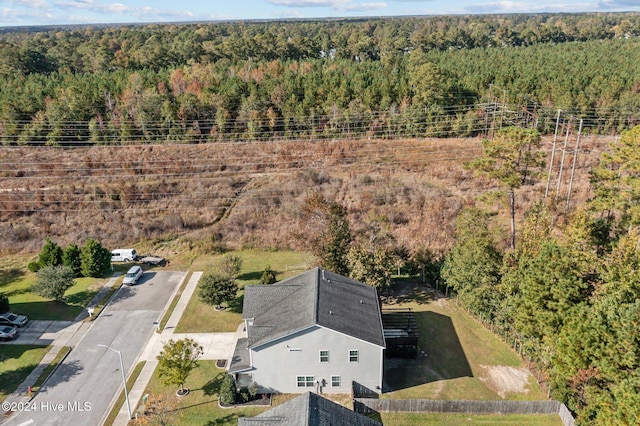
[1,273,121,408]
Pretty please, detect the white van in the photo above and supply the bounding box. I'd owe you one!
[123,265,144,285]
[111,249,138,262]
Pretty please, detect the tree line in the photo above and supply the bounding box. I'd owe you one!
[440,125,640,425]
[0,13,639,145]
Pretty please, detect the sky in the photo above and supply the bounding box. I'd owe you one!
[0,0,639,27]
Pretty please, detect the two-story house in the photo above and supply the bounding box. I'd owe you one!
[228,267,385,394]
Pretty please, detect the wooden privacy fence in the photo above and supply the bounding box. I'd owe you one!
[354,399,575,426]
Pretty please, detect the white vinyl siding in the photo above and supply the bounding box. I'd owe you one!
[251,326,383,394]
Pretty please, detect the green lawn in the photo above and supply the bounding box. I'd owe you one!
[138,360,269,425]
[1,257,110,321]
[175,250,312,333]
[378,412,564,425]
[0,345,49,400]
[381,285,547,401]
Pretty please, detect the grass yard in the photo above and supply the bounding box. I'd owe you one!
[378,412,564,425]
[0,256,111,321]
[0,345,49,400]
[176,250,312,333]
[133,360,269,425]
[381,283,547,401]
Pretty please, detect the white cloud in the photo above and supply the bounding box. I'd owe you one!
[269,0,387,11]
[463,1,594,13]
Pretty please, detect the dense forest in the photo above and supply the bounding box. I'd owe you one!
[0,13,639,145]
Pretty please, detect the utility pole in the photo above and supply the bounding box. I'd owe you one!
[545,109,562,199]
[555,117,572,199]
[566,119,583,212]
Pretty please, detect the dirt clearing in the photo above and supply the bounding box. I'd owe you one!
[479,365,532,398]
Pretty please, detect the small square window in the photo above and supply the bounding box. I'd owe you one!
[320,350,329,363]
[349,350,359,362]
[331,375,341,387]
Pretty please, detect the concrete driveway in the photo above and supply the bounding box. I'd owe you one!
[5,320,79,346]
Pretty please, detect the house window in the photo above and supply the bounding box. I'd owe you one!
[297,376,315,388]
[331,375,341,387]
[320,350,329,363]
[349,350,359,362]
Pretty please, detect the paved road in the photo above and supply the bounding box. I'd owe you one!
[4,270,186,426]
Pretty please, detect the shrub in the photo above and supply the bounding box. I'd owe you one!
[248,382,259,399]
[261,265,277,284]
[219,374,237,405]
[32,265,75,301]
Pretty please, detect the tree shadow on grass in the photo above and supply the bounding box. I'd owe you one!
[10,301,82,321]
[64,289,99,307]
[383,311,472,392]
[200,372,224,397]
[0,363,37,395]
[227,295,244,314]
[203,415,238,425]
[0,268,25,289]
[4,287,31,298]
[236,271,263,282]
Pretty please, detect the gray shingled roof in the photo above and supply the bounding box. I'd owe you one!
[229,337,251,374]
[243,268,385,349]
[237,391,381,426]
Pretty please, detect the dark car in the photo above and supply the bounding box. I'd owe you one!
[0,312,29,327]
[0,325,18,341]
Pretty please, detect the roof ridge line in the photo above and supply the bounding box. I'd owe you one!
[314,268,322,323]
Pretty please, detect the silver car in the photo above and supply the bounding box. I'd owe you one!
[0,325,18,341]
[123,265,144,285]
[0,312,29,327]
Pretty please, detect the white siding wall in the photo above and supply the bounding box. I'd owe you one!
[250,325,383,394]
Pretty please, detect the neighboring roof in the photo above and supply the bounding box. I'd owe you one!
[237,392,381,426]
[242,268,385,349]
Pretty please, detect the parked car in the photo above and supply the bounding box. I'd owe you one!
[123,265,144,285]
[0,312,29,327]
[0,325,18,341]
[111,248,138,262]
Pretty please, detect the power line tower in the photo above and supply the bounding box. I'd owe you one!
[481,86,540,139]
[516,95,540,129]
